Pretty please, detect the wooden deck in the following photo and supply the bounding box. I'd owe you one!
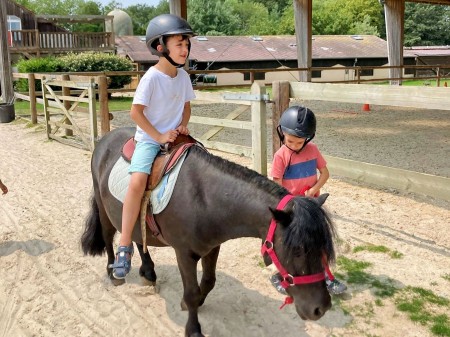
[9,30,115,57]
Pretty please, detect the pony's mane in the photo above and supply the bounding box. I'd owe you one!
[283,197,336,266]
[190,145,287,198]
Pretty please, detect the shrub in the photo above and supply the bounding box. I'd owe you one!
[59,52,133,89]
[14,53,133,91]
[14,57,63,92]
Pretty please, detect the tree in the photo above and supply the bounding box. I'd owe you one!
[187,0,240,35]
[14,0,85,15]
[73,1,103,32]
[227,0,277,35]
[125,0,169,35]
[404,3,450,46]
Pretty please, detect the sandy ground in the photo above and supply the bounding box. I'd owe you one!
[0,115,449,337]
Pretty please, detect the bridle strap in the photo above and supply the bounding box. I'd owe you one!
[261,194,326,308]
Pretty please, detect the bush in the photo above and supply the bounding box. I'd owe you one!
[59,52,133,89]
[14,57,63,92]
[14,52,133,91]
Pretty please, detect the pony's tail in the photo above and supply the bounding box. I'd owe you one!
[81,195,106,256]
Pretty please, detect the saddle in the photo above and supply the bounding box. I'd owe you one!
[121,134,205,248]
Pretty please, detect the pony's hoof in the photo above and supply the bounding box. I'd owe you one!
[180,299,188,311]
[187,333,204,337]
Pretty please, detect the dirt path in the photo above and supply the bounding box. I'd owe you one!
[0,121,449,337]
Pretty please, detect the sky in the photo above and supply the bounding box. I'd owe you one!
[97,0,162,7]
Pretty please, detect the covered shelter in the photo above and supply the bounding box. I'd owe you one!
[169,0,450,84]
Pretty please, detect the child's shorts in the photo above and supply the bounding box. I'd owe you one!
[129,141,161,174]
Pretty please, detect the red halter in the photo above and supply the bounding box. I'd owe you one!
[261,194,325,308]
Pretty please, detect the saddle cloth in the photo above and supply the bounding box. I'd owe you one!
[107,152,187,214]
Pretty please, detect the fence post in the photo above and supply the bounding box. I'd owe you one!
[98,75,110,136]
[271,80,290,156]
[62,74,73,136]
[251,82,267,175]
[28,73,37,124]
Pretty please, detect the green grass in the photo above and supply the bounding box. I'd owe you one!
[371,78,450,87]
[335,255,450,336]
[353,244,404,259]
[395,286,450,336]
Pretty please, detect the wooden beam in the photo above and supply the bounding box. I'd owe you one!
[383,0,405,85]
[293,0,312,82]
[0,0,14,103]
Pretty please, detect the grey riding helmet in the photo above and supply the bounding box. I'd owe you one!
[277,105,316,147]
[145,14,196,67]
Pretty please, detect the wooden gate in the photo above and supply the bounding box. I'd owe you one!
[41,76,97,151]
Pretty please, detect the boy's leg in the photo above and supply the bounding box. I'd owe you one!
[111,142,160,279]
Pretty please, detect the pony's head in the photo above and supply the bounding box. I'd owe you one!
[268,194,336,320]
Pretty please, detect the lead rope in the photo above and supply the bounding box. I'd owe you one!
[140,190,152,253]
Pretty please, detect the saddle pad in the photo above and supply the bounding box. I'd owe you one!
[108,152,187,214]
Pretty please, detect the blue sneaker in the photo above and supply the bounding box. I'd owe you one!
[109,244,134,279]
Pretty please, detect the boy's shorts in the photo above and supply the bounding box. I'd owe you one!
[129,141,161,174]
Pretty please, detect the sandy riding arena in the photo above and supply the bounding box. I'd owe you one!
[0,115,449,337]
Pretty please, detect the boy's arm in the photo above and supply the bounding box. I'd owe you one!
[306,166,329,197]
[130,104,178,144]
[177,102,191,135]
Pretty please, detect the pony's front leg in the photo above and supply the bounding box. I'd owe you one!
[199,246,220,306]
[136,243,157,286]
[175,249,204,337]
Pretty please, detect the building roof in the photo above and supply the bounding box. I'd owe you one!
[115,34,416,64]
[405,46,450,57]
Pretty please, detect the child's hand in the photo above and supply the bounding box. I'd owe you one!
[176,125,189,135]
[305,187,318,197]
[158,130,179,144]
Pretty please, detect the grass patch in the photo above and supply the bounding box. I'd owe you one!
[442,274,450,282]
[395,286,450,336]
[353,244,403,259]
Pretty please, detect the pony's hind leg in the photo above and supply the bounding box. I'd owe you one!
[136,243,157,286]
[199,245,220,307]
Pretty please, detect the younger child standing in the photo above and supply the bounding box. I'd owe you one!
[270,105,347,295]
[110,14,196,279]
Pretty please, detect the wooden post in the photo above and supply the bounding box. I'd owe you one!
[251,82,267,175]
[28,73,37,124]
[0,0,15,104]
[271,80,290,156]
[170,0,187,19]
[62,74,73,136]
[383,0,404,85]
[98,75,110,136]
[293,0,312,82]
[41,76,51,139]
[88,77,98,151]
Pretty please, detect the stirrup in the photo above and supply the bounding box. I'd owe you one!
[109,244,134,279]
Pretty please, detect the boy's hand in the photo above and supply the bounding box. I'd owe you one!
[158,130,179,144]
[176,125,189,135]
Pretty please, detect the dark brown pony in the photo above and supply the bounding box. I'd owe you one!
[81,127,336,337]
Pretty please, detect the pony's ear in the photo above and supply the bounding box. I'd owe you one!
[269,207,292,227]
[315,193,329,206]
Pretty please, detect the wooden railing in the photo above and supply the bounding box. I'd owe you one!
[8,30,115,54]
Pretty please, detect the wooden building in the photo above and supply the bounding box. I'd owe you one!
[6,0,115,61]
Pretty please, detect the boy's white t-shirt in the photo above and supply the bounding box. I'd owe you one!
[132,67,195,145]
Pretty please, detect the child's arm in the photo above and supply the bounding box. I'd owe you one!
[306,166,329,197]
[130,104,178,144]
[177,102,191,135]
[273,177,283,186]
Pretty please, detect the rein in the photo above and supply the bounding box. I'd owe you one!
[261,194,325,309]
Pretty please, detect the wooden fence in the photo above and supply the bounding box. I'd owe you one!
[12,73,268,174]
[271,81,450,201]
